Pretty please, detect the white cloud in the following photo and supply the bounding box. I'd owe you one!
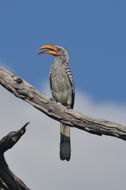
[0,81,126,190]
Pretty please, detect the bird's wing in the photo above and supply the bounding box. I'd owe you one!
[64,65,75,108]
[49,65,53,96]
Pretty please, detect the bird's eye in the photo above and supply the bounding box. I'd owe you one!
[57,48,61,51]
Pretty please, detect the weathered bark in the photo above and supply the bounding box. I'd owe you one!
[0,67,126,140]
[0,122,31,190]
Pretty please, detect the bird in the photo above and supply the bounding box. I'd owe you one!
[38,44,75,161]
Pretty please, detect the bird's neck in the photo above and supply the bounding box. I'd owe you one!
[55,56,69,65]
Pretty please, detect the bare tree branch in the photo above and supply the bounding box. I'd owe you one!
[0,122,31,190]
[0,67,126,140]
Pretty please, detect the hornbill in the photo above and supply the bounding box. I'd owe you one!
[38,44,75,161]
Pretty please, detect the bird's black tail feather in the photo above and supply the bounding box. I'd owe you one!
[60,123,71,161]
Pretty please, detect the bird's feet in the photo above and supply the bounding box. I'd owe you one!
[66,104,71,109]
[50,97,55,101]
[50,97,57,103]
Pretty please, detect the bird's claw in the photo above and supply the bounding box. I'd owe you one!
[50,97,55,102]
[67,105,71,109]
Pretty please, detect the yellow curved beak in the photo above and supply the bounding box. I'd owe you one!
[38,44,59,56]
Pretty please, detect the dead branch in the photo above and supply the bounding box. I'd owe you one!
[0,122,31,190]
[0,67,126,140]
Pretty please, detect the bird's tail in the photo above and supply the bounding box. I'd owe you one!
[60,123,71,161]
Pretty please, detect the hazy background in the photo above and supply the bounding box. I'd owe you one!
[0,0,126,189]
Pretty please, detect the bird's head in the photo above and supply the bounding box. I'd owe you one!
[38,44,69,64]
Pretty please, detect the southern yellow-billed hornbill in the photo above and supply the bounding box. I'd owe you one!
[38,44,75,161]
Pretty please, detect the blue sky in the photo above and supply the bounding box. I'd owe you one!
[0,0,126,103]
[1,1,126,190]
